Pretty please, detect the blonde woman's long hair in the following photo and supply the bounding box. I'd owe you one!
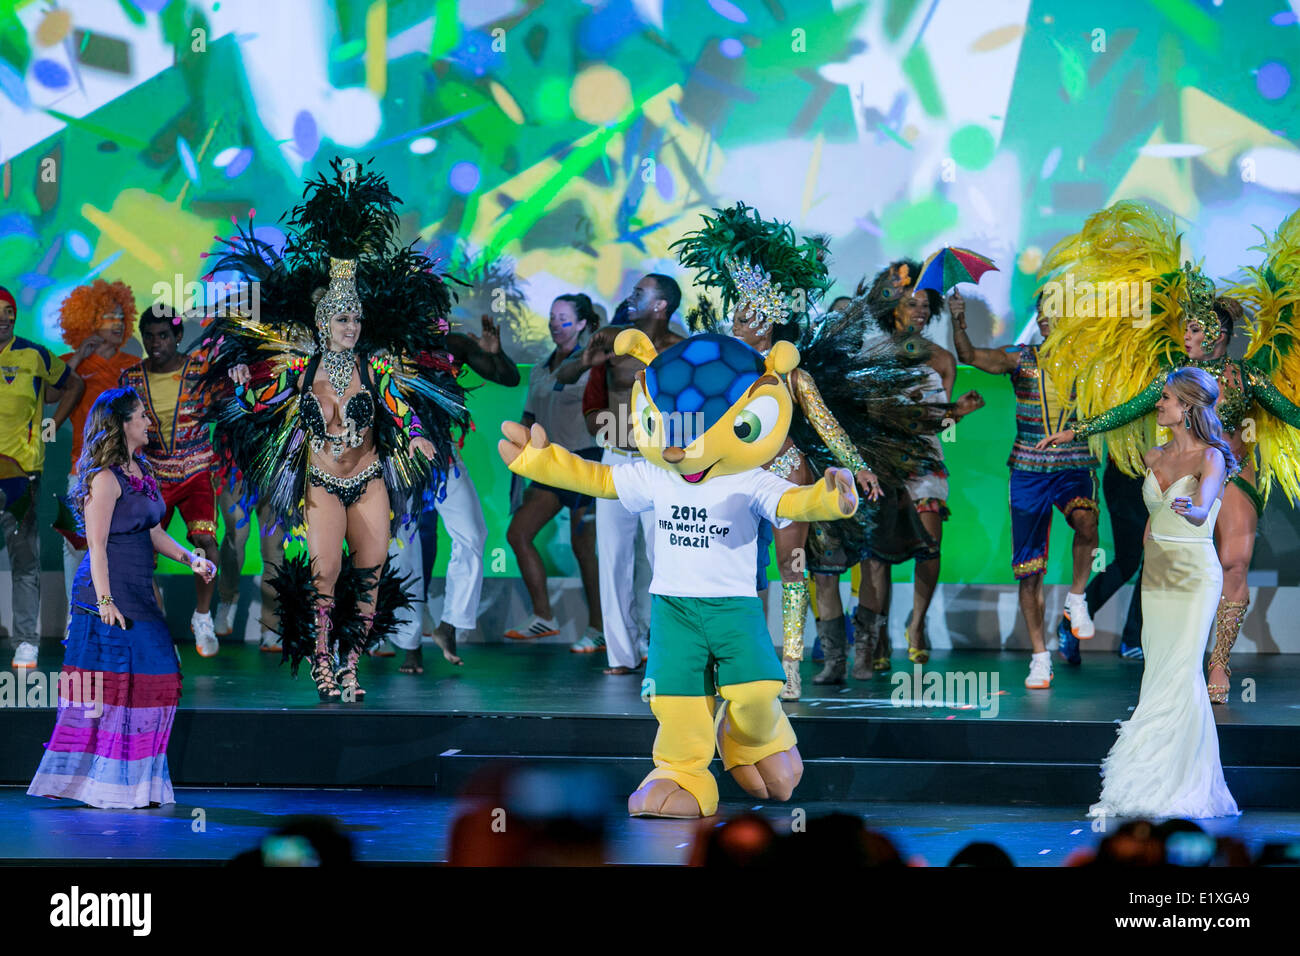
[69,387,150,528]
[1165,367,1238,476]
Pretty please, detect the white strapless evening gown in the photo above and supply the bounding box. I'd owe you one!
[1088,471,1239,820]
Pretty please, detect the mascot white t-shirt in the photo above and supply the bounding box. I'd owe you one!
[610,459,793,598]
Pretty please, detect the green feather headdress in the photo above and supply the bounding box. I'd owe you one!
[670,203,830,335]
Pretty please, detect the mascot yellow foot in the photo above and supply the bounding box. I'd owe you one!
[628,682,801,818]
[627,779,705,818]
[716,680,802,800]
[629,695,718,818]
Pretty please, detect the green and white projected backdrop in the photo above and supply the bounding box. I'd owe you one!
[4,0,1299,585]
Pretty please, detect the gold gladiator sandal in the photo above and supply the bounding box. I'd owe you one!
[780,580,809,701]
[311,601,341,702]
[906,619,929,664]
[1208,596,1248,705]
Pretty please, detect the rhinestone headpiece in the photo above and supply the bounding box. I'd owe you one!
[725,255,788,336]
[1179,262,1219,343]
[315,257,363,350]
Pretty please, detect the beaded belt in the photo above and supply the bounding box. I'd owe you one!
[307,460,384,506]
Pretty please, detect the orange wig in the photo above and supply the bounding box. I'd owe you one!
[58,280,138,348]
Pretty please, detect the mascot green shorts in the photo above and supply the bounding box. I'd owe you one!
[642,594,785,697]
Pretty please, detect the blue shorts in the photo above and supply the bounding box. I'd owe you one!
[1010,467,1098,578]
[529,447,603,511]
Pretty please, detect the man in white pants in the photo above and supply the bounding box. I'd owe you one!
[578,274,683,675]
[386,455,485,674]
[593,448,657,672]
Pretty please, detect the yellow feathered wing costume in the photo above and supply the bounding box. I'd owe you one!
[1230,209,1300,505]
[1036,201,1188,476]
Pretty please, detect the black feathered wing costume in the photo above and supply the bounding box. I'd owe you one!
[199,158,468,670]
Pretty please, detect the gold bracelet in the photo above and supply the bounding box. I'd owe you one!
[96,594,114,608]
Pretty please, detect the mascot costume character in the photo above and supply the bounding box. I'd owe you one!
[498,328,858,818]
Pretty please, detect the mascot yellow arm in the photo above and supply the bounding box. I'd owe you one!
[776,468,859,522]
[498,422,618,499]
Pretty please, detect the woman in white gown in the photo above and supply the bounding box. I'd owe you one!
[1089,367,1240,820]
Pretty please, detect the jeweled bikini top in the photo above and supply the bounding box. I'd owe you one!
[301,385,375,459]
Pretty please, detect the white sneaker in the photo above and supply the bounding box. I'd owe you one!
[1063,592,1095,639]
[1025,651,1053,689]
[192,612,219,657]
[504,615,560,641]
[259,630,283,653]
[214,603,236,637]
[11,642,37,669]
[570,628,605,653]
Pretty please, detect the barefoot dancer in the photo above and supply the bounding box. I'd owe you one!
[391,311,520,675]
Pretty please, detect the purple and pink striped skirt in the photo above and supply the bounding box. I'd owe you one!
[28,612,181,809]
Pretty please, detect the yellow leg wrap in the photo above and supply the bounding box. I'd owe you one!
[782,579,809,660]
[716,680,797,771]
[640,695,720,817]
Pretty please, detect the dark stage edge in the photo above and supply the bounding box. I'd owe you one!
[5,787,1299,867]
[3,643,1299,808]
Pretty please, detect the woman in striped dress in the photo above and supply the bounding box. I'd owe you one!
[28,387,214,808]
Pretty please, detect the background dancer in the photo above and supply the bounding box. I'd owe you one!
[119,305,221,657]
[952,291,1099,688]
[672,204,947,699]
[386,310,519,675]
[581,274,683,675]
[54,280,139,605]
[506,294,604,653]
[0,286,83,670]
[856,262,983,668]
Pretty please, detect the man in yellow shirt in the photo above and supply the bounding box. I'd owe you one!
[0,286,85,668]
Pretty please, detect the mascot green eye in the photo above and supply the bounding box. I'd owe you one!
[641,407,655,435]
[733,395,779,443]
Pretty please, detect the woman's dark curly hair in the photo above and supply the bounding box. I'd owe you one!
[859,260,943,335]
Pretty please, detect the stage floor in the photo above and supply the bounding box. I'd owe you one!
[13,637,1297,724]
[5,786,1298,867]
[5,641,1298,813]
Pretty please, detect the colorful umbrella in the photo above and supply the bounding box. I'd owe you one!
[915,247,998,294]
